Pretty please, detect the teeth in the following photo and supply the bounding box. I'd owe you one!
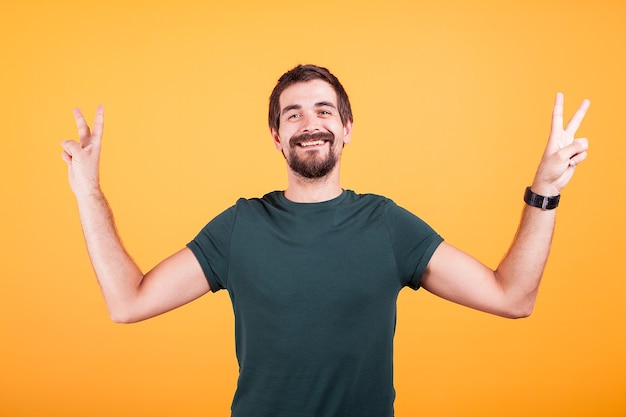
[300,140,325,147]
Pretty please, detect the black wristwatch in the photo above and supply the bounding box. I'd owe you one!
[524,187,560,210]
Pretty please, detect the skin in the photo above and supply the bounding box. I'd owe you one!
[61,82,589,323]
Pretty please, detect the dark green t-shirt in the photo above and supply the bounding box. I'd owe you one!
[187,190,443,417]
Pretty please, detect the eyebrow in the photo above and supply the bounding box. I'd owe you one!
[281,104,301,116]
[281,101,337,116]
[314,101,337,109]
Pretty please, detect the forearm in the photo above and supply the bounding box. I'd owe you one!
[75,188,144,321]
[495,194,557,316]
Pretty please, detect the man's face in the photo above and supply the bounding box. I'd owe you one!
[271,79,352,179]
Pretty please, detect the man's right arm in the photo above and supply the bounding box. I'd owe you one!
[61,107,210,323]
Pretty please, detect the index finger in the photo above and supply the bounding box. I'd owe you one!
[73,108,91,143]
[551,92,564,132]
[565,98,590,136]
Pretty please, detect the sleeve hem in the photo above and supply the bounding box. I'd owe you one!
[186,240,222,293]
[407,235,444,291]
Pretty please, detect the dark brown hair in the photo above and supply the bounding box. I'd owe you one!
[268,64,353,131]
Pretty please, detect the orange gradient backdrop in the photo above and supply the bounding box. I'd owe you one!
[1,0,625,416]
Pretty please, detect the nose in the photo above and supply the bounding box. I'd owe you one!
[300,111,321,133]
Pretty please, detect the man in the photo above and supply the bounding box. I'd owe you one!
[61,64,590,417]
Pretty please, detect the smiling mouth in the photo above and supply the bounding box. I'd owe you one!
[298,139,327,147]
[290,132,335,149]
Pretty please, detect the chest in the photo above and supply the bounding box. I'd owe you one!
[226,209,401,316]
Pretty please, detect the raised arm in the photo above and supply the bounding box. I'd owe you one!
[421,93,590,318]
[61,107,210,323]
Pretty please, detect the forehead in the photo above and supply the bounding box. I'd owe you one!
[279,79,338,108]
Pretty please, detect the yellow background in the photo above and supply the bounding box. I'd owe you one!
[1,0,625,416]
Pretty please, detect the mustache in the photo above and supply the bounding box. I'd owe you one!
[289,131,335,147]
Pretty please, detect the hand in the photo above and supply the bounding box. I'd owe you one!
[61,106,104,196]
[532,93,590,196]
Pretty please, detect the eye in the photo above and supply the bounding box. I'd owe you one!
[288,113,301,120]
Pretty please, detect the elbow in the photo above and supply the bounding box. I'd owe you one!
[108,306,141,324]
[503,299,536,319]
[506,309,533,320]
[109,312,134,324]
[110,314,134,324]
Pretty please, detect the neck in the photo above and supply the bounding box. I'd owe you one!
[283,165,343,203]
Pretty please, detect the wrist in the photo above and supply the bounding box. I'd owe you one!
[524,186,560,210]
[529,182,559,197]
[73,183,104,200]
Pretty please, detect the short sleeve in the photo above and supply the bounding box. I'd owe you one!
[384,203,444,290]
[186,205,237,292]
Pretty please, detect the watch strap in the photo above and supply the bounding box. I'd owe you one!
[524,187,560,210]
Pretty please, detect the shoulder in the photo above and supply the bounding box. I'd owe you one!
[342,190,395,209]
[234,191,282,209]
[228,192,289,227]
[356,192,440,238]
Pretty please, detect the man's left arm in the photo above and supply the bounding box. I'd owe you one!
[420,93,590,318]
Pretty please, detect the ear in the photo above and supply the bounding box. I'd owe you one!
[270,128,282,151]
[342,121,353,145]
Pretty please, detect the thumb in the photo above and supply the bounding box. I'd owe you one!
[61,139,81,156]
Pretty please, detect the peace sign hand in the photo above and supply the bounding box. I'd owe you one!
[61,106,104,196]
[531,93,590,197]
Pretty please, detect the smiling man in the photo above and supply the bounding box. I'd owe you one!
[61,64,590,417]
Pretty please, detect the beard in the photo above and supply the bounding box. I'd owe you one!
[286,131,339,179]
